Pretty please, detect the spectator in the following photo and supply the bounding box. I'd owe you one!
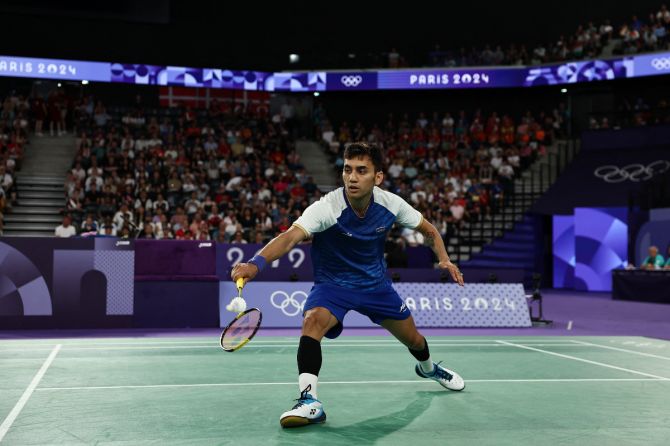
[48,90,63,136]
[93,101,110,127]
[137,222,156,239]
[252,231,266,244]
[0,166,13,198]
[113,203,134,229]
[231,230,248,244]
[80,214,98,233]
[55,215,77,238]
[449,195,467,227]
[641,245,665,270]
[0,184,6,216]
[388,48,400,68]
[32,95,47,136]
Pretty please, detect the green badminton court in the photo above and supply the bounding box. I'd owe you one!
[1,336,669,445]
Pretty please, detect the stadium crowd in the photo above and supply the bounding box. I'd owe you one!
[317,105,567,250]
[49,94,568,251]
[0,91,29,235]
[409,4,670,68]
[60,97,320,242]
[588,95,670,129]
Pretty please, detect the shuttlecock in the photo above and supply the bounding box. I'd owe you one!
[226,297,247,313]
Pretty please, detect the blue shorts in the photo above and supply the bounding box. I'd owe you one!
[303,280,412,339]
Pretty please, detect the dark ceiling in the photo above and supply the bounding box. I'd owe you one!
[0,0,665,71]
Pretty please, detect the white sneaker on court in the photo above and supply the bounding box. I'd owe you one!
[415,361,466,391]
[279,385,326,428]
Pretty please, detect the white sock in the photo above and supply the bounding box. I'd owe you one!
[419,359,434,374]
[299,373,319,399]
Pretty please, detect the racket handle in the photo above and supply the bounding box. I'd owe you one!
[236,277,245,292]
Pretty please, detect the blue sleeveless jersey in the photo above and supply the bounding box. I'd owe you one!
[293,187,422,290]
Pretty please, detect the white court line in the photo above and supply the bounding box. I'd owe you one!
[0,343,587,351]
[0,344,61,443]
[497,340,670,380]
[0,338,580,347]
[34,377,670,392]
[570,340,670,361]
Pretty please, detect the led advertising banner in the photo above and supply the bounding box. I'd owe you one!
[552,215,575,289]
[325,72,378,91]
[574,208,628,292]
[631,53,670,77]
[0,55,110,82]
[522,58,633,86]
[552,209,628,292]
[0,52,665,91]
[378,69,524,89]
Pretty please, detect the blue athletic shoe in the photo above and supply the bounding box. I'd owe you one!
[280,385,326,428]
[415,361,466,391]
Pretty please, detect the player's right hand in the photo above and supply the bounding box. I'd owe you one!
[231,262,259,284]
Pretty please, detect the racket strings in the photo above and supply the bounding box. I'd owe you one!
[221,310,261,350]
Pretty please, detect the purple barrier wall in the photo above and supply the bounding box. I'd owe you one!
[581,126,670,151]
[533,146,670,215]
[0,238,525,329]
[133,240,219,327]
[134,281,219,328]
[216,243,313,281]
[0,237,134,328]
[533,127,670,215]
[386,268,524,283]
[216,243,461,281]
[135,240,217,280]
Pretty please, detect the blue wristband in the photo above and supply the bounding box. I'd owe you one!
[248,255,267,272]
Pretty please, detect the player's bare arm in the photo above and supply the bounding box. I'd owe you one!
[231,224,308,283]
[416,217,464,286]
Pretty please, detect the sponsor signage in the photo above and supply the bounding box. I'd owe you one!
[1,52,666,91]
[219,282,531,328]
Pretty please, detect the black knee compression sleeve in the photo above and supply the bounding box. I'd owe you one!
[408,337,430,362]
[297,335,322,376]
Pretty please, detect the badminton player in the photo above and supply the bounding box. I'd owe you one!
[231,142,465,428]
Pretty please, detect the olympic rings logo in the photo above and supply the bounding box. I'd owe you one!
[593,160,670,183]
[270,290,308,316]
[340,75,363,87]
[651,58,670,71]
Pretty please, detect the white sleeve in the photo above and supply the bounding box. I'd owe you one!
[373,187,424,229]
[395,197,423,229]
[292,199,333,237]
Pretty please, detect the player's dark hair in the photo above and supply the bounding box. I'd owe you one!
[343,142,384,172]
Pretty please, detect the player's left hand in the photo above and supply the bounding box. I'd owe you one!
[439,260,464,286]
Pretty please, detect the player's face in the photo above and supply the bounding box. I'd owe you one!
[343,156,382,198]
